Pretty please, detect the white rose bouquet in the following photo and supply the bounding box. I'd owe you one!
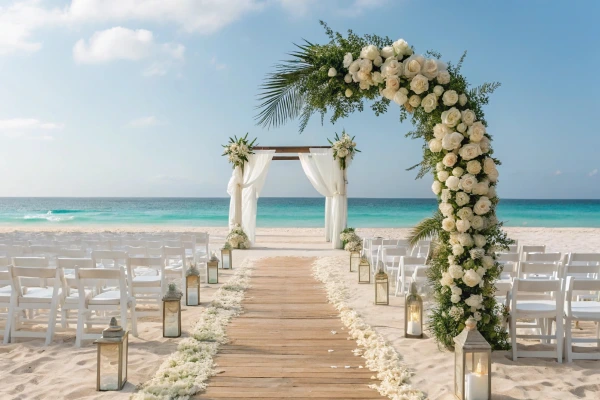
[329,130,360,170]
[341,227,362,252]
[226,224,251,249]
[222,133,257,170]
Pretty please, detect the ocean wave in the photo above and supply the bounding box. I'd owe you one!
[50,209,85,214]
[23,211,75,223]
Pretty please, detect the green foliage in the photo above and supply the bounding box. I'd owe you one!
[222,133,258,170]
[408,211,443,246]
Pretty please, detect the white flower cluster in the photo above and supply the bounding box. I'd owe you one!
[227,224,250,249]
[223,142,251,168]
[313,256,424,400]
[341,229,362,252]
[331,131,358,170]
[134,260,254,400]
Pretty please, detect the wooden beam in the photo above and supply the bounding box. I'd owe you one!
[273,156,300,161]
[254,146,330,154]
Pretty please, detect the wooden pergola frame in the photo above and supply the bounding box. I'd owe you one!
[253,146,330,161]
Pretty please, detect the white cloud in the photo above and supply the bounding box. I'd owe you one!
[127,116,161,127]
[554,170,562,175]
[0,118,64,140]
[210,56,227,71]
[589,169,598,177]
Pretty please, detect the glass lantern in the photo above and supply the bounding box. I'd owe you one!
[185,265,200,306]
[453,317,492,400]
[94,317,129,391]
[374,262,389,305]
[162,283,182,338]
[405,281,423,338]
[358,255,370,284]
[221,245,232,269]
[350,251,360,272]
[207,252,219,284]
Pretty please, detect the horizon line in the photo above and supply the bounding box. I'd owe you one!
[0,196,599,201]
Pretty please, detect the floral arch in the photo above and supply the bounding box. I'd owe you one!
[256,22,512,350]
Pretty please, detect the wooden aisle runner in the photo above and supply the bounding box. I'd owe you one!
[195,257,386,400]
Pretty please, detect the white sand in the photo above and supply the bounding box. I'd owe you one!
[0,227,599,399]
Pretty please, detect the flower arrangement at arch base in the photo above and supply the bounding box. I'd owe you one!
[226,224,250,249]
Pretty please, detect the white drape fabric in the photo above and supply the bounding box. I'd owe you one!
[227,166,243,229]
[299,148,346,249]
[241,150,275,244]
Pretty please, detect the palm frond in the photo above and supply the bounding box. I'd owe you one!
[408,211,443,246]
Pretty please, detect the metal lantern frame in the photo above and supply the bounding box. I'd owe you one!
[94,318,129,392]
[162,286,183,338]
[207,258,219,284]
[349,251,360,272]
[374,266,389,305]
[221,246,233,269]
[404,282,424,338]
[358,256,371,284]
[453,317,492,400]
[185,274,200,306]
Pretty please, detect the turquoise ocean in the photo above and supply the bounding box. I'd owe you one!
[0,198,598,228]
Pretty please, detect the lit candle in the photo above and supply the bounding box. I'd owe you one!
[465,360,488,400]
[407,307,422,336]
[100,375,119,391]
[188,291,198,306]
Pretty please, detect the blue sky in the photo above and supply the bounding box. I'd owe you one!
[0,0,598,199]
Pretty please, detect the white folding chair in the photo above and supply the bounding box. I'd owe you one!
[563,257,600,301]
[181,235,196,263]
[380,247,406,290]
[564,276,600,362]
[57,258,95,328]
[75,267,137,347]
[518,261,561,280]
[57,248,87,258]
[6,266,65,345]
[410,240,431,258]
[123,245,148,258]
[496,252,520,280]
[127,256,165,317]
[91,250,129,270]
[164,246,187,288]
[520,245,546,261]
[510,278,564,362]
[0,269,12,342]
[195,232,210,263]
[397,256,427,296]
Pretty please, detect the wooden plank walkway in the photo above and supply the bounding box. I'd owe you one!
[194,257,385,400]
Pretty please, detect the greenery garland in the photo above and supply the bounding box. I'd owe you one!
[256,21,512,350]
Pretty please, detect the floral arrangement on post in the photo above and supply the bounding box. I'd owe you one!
[329,130,359,170]
[186,263,200,277]
[222,133,257,170]
[341,227,362,252]
[226,224,250,249]
[256,22,512,350]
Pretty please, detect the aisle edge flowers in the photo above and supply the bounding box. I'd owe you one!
[132,260,254,400]
[313,256,424,400]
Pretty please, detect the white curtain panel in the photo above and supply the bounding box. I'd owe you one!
[299,149,336,242]
[330,162,347,249]
[226,166,243,230]
[241,150,275,244]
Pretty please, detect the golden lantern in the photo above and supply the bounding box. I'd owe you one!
[207,252,219,284]
[374,262,389,305]
[221,244,233,269]
[453,317,492,400]
[358,255,370,284]
[94,317,129,391]
[349,251,360,272]
[404,282,423,338]
[185,264,200,306]
[162,283,182,338]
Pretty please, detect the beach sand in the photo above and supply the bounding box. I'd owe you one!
[0,227,599,399]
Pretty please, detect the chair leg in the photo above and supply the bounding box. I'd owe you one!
[511,313,518,361]
[556,317,563,364]
[46,307,58,346]
[75,310,85,348]
[61,309,68,329]
[4,301,15,344]
[565,317,572,363]
[130,299,138,337]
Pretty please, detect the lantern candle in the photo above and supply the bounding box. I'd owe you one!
[185,264,200,306]
[465,360,488,400]
[94,317,129,391]
[207,252,219,284]
[162,283,183,338]
[407,306,422,336]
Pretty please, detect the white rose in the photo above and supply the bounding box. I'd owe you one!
[459,174,477,193]
[482,255,494,269]
[488,169,499,183]
[483,157,497,175]
[443,152,458,167]
[428,138,443,153]
[437,170,450,182]
[452,167,465,177]
[462,269,482,287]
[487,186,497,198]
[479,136,491,154]
[442,132,464,151]
[381,87,396,100]
[359,59,373,74]
[455,192,470,207]
[409,74,429,94]
[457,207,473,222]
[385,76,400,91]
[437,70,451,84]
[393,90,408,106]
[345,88,353,98]
[440,272,455,287]
[392,39,411,56]
[456,219,471,233]
[448,255,456,264]
[474,197,492,215]
[441,189,452,203]
[382,58,401,77]
[421,93,438,113]
[343,53,353,68]
[459,143,482,161]
[373,55,383,67]
[461,110,476,126]
[468,121,486,142]
[473,312,482,321]
[436,162,444,172]
[439,203,454,217]
[442,90,459,106]
[408,94,421,107]
[472,182,489,196]
[473,234,486,248]
[442,217,456,232]
[344,73,353,83]
[466,160,482,175]
[458,233,474,247]
[380,46,394,59]
[349,60,360,73]
[371,71,384,84]
[446,176,460,191]
[451,285,462,295]
[449,233,460,246]
[360,45,380,61]
[404,57,422,78]
[422,58,439,79]
[452,244,465,256]
[433,85,444,97]
[471,216,484,230]
[451,294,461,304]
[441,107,462,127]
[465,294,483,309]
[328,67,337,77]
[432,180,442,195]
[456,123,467,133]
[459,93,468,106]
[433,123,451,139]
[448,264,464,279]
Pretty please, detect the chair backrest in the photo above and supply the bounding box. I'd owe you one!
[382,247,408,258]
[566,276,600,296]
[12,257,50,268]
[497,252,520,263]
[507,244,519,253]
[518,261,561,279]
[57,248,87,258]
[511,278,562,300]
[524,252,561,263]
[57,257,95,270]
[164,246,186,264]
[521,245,546,260]
[76,267,128,307]
[29,244,58,257]
[564,262,600,278]
[127,257,165,278]
[0,256,10,267]
[381,239,399,246]
[195,233,209,254]
[147,241,163,249]
[0,244,25,257]
[123,245,148,257]
[91,250,129,269]
[8,265,63,298]
[401,256,427,267]
[567,253,600,264]
[494,280,513,298]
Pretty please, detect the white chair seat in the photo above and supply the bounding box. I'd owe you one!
[515,300,557,317]
[65,289,92,304]
[568,301,600,319]
[132,275,162,286]
[21,287,62,303]
[0,285,11,300]
[89,290,121,305]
